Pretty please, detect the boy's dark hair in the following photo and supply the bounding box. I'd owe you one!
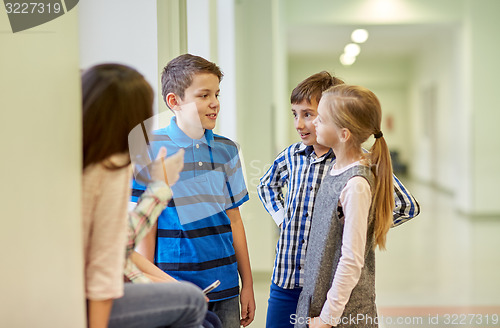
[161,54,223,106]
[290,71,345,105]
[82,63,153,169]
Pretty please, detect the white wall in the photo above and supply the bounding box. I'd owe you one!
[409,26,459,193]
[234,0,278,272]
[78,0,159,111]
[0,8,85,328]
[466,0,500,214]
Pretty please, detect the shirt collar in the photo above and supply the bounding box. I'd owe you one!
[166,116,214,147]
[294,142,311,155]
[294,142,334,160]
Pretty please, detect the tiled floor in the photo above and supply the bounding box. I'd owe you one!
[249,179,500,327]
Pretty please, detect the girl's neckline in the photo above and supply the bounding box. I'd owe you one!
[330,160,367,176]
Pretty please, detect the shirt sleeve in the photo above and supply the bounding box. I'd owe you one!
[124,257,152,284]
[257,149,289,226]
[126,181,172,259]
[391,174,420,226]
[319,176,371,325]
[85,165,131,301]
[224,148,249,210]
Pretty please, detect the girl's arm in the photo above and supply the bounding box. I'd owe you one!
[317,177,372,326]
[84,162,131,327]
[129,251,177,283]
[227,207,256,327]
[87,299,113,328]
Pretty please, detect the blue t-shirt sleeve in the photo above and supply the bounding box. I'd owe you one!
[224,149,249,209]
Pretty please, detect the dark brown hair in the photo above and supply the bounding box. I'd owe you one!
[82,63,153,169]
[161,54,223,107]
[291,71,344,105]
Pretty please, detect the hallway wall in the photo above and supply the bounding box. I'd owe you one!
[0,8,85,328]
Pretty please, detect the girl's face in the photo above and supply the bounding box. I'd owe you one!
[313,97,342,148]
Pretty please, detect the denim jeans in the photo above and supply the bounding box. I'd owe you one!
[108,281,207,328]
[266,282,303,328]
[208,296,240,328]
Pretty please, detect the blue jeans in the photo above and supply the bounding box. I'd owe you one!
[208,296,240,328]
[108,281,207,328]
[266,282,303,328]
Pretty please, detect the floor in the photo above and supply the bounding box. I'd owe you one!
[248,179,500,327]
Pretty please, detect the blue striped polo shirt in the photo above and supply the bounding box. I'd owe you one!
[131,117,249,301]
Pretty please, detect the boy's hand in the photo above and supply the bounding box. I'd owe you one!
[309,317,332,328]
[239,285,255,327]
[150,147,184,186]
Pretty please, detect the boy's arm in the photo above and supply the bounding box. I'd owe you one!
[391,174,421,226]
[227,207,255,327]
[257,150,289,226]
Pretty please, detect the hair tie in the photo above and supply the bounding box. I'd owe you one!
[374,131,383,139]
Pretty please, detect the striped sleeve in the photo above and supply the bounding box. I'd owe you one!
[224,148,249,209]
[257,149,289,226]
[391,174,421,226]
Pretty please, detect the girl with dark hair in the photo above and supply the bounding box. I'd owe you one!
[81,64,207,328]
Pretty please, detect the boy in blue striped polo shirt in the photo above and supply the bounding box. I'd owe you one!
[132,54,255,328]
[257,71,420,328]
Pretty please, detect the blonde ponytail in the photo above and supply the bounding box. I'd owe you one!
[370,134,394,250]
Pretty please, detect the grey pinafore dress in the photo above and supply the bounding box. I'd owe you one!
[295,164,378,328]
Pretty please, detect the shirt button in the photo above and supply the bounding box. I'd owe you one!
[309,186,313,191]
[305,213,309,217]
[301,239,305,244]
[196,144,200,149]
[298,265,302,270]
[198,161,203,166]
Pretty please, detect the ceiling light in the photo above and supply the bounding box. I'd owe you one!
[344,43,361,57]
[340,53,356,66]
[351,29,369,43]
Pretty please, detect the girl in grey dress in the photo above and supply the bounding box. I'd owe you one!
[294,85,394,328]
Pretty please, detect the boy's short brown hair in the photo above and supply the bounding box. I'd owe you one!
[290,71,344,105]
[161,54,223,106]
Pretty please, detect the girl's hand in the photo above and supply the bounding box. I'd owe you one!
[150,147,184,186]
[309,317,332,328]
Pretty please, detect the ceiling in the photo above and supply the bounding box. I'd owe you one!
[287,23,455,60]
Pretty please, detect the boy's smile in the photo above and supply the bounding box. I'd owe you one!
[292,100,319,146]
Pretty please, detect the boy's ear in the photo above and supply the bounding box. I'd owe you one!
[166,93,180,111]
